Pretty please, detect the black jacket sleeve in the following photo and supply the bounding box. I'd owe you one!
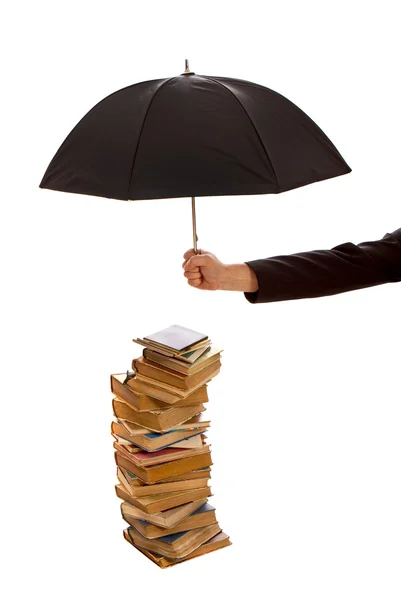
[244,228,401,303]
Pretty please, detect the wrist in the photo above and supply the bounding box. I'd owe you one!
[219,263,259,292]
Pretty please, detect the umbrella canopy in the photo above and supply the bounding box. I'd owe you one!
[40,68,351,202]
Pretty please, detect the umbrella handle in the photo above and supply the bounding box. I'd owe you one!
[191,196,199,254]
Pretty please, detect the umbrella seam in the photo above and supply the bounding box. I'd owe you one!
[128,77,177,198]
[201,76,279,188]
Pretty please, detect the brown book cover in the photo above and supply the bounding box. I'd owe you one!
[143,346,222,375]
[115,483,211,514]
[112,397,205,433]
[111,373,209,411]
[117,466,210,497]
[114,444,213,484]
[126,366,219,404]
[133,357,222,391]
[126,522,222,559]
[124,502,217,539]
[120,498,208,528]
[123,530,231,568]
[114,453,211,483]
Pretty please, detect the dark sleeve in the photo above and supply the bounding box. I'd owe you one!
[244,228,401,303]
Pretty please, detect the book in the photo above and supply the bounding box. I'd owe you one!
[113,326,230,566]
[111,373,209,411]
[126,522,222,559]
[133,356,222,391]
[143,346,222,374]
[119,413,211,436]
[124,502,217,539]
[134,338,211,359]
[114,434,205,452]
[115,455,211,483]
[127,365,220,404]
[165,435,205,449]
[116,483,211,513]
[114,444,213,484]
[114,441,210,468]
[135,325,208,353]
[117,466,210,497]
[124,530,231,568]
[112,397,205,432]
[120,498,208,528]
[112,421,207,452]
[172,344,212,364]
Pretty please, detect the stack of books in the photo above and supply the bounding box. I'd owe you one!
[111,324,231,568]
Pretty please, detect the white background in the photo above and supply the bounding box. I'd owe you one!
[1,1,400,598]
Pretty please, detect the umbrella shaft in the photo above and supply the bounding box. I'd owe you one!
[191,196,198,254]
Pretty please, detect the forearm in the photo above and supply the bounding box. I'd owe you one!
[243,228,401,303]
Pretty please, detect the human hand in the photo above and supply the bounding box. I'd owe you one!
[182,250,259,292]
[182,249,227,290]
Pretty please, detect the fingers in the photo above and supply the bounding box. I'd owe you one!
[182,248,206,261]
[182,258,196,269]
[182,259,200,274]
[188,278,202,288]
[182,250,211,274]
[188,279,216,291]
[183,249,196,261]
[184,254,212,270]
[184,270,202,280]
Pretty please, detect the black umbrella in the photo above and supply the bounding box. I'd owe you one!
[40,60,351,251]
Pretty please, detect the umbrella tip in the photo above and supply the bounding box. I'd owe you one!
[183,59,194,75]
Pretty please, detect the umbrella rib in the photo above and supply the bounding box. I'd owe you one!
[201,76,279,188]
[127,77,176,199]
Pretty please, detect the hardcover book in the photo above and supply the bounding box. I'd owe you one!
[126,522,222,559]
[112,397,206,432]
[114,453,211,483]
[113,326,229,566]
[114,441,210,468]
[117,466,210,497]
[127,367,219,404]
[123,530,231,568]
[124,502,217,539]
[133,356,222,391]
[120,497,208,528]
[116,483,211,514]
[112,421,207,452]
[114,444,213,483]
[114,433,205,451]
[111,373,209,411]
[143,346,222,374]
[136,324,208,353]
